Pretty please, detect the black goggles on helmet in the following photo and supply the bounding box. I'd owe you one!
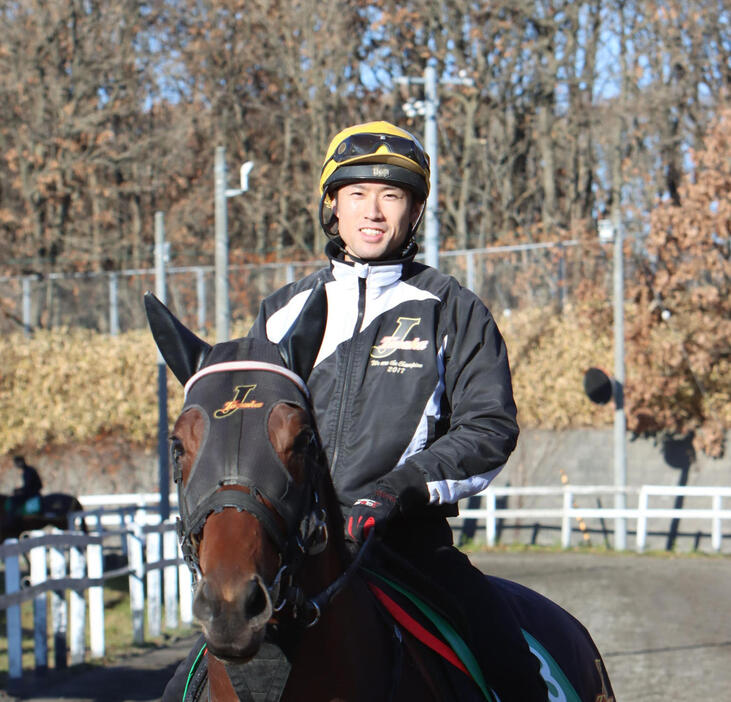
[326,133,429,172]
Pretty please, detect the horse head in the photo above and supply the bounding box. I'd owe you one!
[144,288,351,662]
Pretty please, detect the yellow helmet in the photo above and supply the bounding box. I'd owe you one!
[319,121,430,239]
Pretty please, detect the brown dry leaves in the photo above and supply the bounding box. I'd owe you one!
[625,108,730,457]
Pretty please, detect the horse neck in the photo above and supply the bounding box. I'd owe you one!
[283,533,398,701]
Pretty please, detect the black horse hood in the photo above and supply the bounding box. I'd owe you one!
[179,337,313,542]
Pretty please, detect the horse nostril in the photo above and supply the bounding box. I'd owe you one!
[244,576,269,619]
[193,579,218,622]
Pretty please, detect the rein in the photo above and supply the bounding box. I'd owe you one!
[279,530,376,628]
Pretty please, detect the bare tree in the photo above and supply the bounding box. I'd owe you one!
[0,0,727,273]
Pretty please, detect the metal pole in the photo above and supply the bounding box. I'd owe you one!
[155,211,170,522]
[558,244,566,313]
[423,60,439,270]
[612,207,627,550]
[215,146,230,342]
[612,0,628,551]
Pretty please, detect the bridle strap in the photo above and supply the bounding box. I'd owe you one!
[185,490,287,555]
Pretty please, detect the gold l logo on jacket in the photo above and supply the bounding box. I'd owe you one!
[370,317,429,359]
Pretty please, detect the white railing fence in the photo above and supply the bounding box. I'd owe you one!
[1,516,192,682]
[2,484,730,682]
[452,484,731,552]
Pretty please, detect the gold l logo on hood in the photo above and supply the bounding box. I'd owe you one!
[214,385,264,418]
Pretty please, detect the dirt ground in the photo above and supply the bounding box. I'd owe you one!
[475,550,731,701]
[5,550,730,701]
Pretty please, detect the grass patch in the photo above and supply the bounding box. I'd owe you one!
[0,575,196,686]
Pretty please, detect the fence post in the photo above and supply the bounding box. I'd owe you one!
[29,536,48,671]
[146,529,162,638]
[87,541,105,659]
[109,273,119,335]
[711,494,722,552]
[561,490,573,548]
[22,275,32,337]
[50,538,68,669]
[164,526,179,630]
[558,243,566,312]
[127,525,146,644]
[5,539,23,679]
[636,487,649,552]
[69,545,86,665]
[466,251,475,293]
[485,490,496,546]
[179,550,194,626]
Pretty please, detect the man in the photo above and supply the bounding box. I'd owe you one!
[3,456,43,531]
[249,121,546,700]
[164,121,546,700]
[12,455,42,510]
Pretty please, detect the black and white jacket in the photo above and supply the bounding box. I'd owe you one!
[249,241,519,516]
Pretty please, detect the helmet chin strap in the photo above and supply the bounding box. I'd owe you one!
[327,235,419,266]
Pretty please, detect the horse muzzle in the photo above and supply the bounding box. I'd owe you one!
[193,573,274,659]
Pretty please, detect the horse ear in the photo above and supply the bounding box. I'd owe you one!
[278,280,327,383]
[144,291,212,385]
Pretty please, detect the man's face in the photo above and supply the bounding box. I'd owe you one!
[332,182,422,261]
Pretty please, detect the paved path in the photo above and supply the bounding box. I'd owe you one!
[6,551,730,701]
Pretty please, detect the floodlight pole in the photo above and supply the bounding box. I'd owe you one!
[214,146,253,342]
[612,206,627,550]
[154,211,170,521]
[214,147,231,342]
[423,62,439,270]
[396,59,473,270]
[611,9,629,551]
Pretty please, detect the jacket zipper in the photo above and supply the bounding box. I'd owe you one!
[329,275,367,477]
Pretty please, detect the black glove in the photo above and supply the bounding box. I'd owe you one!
[346,491,398,543]
[345,465,429,544]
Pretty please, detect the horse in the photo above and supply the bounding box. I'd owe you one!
[0,492,85,542]
[146,290,615,702]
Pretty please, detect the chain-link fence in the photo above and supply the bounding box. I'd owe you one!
[1,240,600,336]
